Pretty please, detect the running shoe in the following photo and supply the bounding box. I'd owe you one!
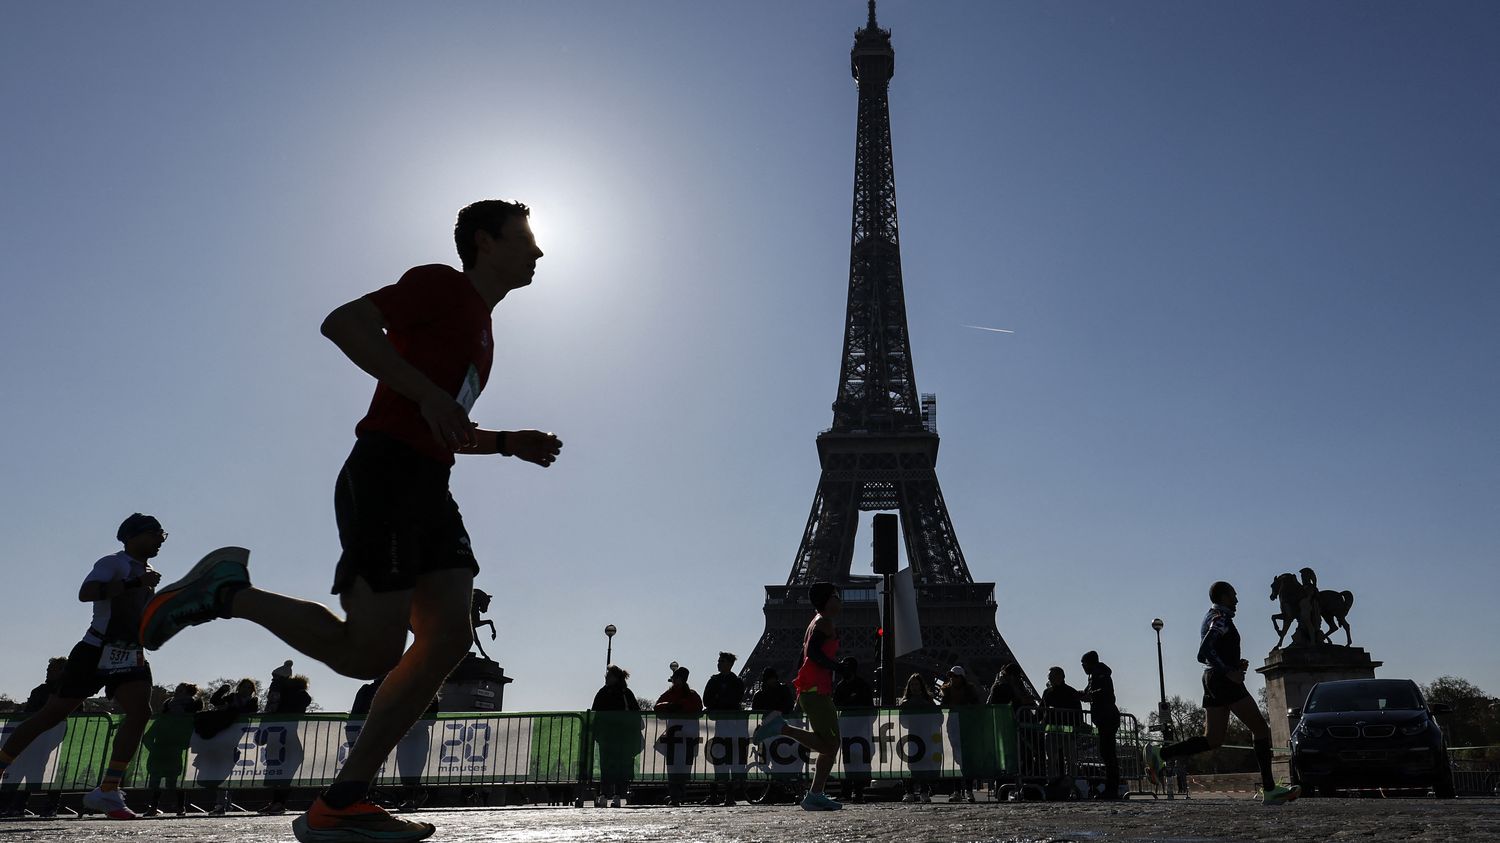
[609,797,621,808]
[751,711,785,744]
[140,546,251,650]
[1143,744,1167,786]
[81,787,138,820]
[800,791,843,811]
[292,798,436,842]
[1259,784,1301,805]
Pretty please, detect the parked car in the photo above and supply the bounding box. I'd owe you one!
[1289,678,1454,798]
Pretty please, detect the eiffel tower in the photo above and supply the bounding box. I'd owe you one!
[742,2,1030,701]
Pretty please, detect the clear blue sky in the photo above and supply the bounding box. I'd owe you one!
[2,1,1496,720]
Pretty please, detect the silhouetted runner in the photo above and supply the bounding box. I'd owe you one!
[0,514,167,819]
[139,200,561,843]
[1145,581,1299,806]
[752,582,844,811]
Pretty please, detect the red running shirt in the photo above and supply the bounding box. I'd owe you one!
[793,615,839,695]
[354,265,494,466]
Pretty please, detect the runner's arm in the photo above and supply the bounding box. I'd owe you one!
[460,428,564,467]
[805,627,840,671]
[321,297,476,449]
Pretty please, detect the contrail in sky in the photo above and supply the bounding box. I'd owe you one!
[963,324,1015,334]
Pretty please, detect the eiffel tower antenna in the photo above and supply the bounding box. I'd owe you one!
[742,5,1032,701]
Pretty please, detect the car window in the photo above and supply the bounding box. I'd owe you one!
[1306,682,1420,713]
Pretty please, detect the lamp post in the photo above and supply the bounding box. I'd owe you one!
[1152,618,1172,743]
[604,624,617,666]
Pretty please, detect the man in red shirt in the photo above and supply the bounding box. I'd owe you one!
[140,200,562,842]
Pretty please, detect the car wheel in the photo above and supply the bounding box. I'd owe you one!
[1433,749,1456,800]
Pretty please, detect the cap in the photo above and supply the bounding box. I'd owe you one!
[116,513,163,543]
[949,665,966,677]
[671,666,690,682]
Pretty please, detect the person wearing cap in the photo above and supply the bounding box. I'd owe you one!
[654,666,703,806]
[752,581,844,811]
[0,513,167,819]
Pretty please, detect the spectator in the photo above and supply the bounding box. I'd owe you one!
[141,683,200,817]
[701,652,745,806]
[590,665,642,808]
[264,660,295,712]
[987,664,1040,785]
[1080,651,1121,800]
[897,674,938,803]
[985,663,1036,707]
[261,675,313,814]
[654,666,702,806]
[0,658,68,818]
[198,678,259,815]
[1041,666,1083,794]
[833,657,874,802]
[751,667,796,716]
[938,666,980,802]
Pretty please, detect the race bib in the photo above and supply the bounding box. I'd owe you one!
[455,364,481,413]
[98,643,144,675]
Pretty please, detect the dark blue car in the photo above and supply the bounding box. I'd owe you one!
[1289,678,1455,798]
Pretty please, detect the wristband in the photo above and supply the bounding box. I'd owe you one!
[497,431,512,457]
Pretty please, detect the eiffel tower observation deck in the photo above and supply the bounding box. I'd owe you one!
[742,2,1030,700]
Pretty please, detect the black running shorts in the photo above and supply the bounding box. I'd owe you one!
[333,433,480,595]
[1201,668,1251,708]
[57,641,152,700]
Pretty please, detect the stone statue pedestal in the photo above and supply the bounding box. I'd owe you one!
[1258,645,1382,780]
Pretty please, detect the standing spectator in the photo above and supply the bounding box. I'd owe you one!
[985,664,1036,707]
[142,683,200,816]
[1041,666,1083,794]
[701,652,745,806]
[938,666,980,802]
[0,658,68,818]
[261,675,313,814]
[654,666,702,806]
[201,678,259,815]
[751,667,796,716]
[833,657,874,803]
[1080,651,1121,800]
[897,674,938,802]
[265,660,295,712]
[988,664,1040,785]
[590,665,641,808]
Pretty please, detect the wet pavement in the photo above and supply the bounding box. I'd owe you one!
[1,797,1496,842]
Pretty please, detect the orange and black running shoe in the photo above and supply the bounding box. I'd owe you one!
[291,798,435,842]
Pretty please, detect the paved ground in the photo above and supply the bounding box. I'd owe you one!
[1,797,1496,842]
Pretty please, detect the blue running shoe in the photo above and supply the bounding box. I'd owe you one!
[140,547,250,650]
[752,711,785,744]
[800,791,842,811]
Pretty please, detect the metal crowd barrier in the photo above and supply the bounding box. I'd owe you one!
[8,705,1165,802]
[0,713,116,795]
[1449,746,1500,797]
[1000,706,1143,800]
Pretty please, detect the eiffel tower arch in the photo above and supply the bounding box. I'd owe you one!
[742,2,1032,701]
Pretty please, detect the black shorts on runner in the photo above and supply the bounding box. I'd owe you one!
[1201,668,1251,708]
[57,641,152,700]
[333,433,480,595]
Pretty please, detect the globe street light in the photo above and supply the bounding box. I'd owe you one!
[605,624,617,666]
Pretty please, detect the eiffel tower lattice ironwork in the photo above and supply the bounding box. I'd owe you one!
[742,2,1030,701]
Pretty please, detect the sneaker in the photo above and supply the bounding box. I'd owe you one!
[921,792,932,803]
[142,807,162,817]
[901,793,918,803]
[751,711,785,744]
[800,791,842,811]
[81,787,138,820]
[723,797,736,807]
[293,798,435,842]
[1260,784,1301,805]
[966,791,977,803]
[1143,744,1167,787]
[140,547,251,650]
[593,795,605,808]
[610,798,621,808]
[259,802,287,815]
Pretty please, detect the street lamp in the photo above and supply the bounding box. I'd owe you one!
[604,624,617,666]
[1152,618,1172,743]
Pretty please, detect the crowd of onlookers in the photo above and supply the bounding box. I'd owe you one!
[589,648,1127,805]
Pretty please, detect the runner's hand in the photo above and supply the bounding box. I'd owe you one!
[420,393,477,451]
[506,430,563,467]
